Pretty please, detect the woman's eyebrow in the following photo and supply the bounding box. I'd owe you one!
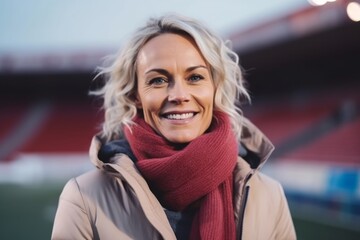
[145,68,170,75]
[186,65,208,72]
[145,65,208,75]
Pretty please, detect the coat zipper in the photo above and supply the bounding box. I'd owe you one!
[237,172,253,240]
[238,186,250,240]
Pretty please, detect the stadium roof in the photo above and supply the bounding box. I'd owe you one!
[1,0,359,73]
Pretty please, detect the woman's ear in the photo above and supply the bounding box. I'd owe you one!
[134,94,142,109]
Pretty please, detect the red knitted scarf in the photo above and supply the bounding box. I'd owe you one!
[124,111,237,239]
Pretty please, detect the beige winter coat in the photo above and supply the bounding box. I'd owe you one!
[52,119,296,239]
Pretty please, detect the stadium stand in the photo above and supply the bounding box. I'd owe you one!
[20,101,101,153]
[0,99,102,161]
[282,115,360,164]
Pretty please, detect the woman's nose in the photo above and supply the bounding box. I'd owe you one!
[167,81,190,104]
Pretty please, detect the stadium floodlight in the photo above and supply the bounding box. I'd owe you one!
[347,2,360,22]
[308,0,338,6]
[308,0,327,6]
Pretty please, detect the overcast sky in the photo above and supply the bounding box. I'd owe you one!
[0,0,307,54]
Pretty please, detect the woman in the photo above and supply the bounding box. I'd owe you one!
[52,14,296,240]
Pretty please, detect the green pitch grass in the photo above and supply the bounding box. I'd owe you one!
[0,183,62,240]
[0,183,359,240]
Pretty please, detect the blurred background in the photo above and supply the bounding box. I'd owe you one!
[0,0,359,239]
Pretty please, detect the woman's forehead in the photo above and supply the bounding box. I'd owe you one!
[136,33,207,71]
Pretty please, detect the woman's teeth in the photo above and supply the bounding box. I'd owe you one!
[166,113,194,120]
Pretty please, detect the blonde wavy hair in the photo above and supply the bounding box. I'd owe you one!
[93,13,250,141]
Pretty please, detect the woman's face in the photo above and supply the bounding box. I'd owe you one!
[136,33,215,143]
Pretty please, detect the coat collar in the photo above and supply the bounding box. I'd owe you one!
[239,117,274,170]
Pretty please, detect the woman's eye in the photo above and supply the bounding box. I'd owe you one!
[149,77,167,86]
[188,74,204,82]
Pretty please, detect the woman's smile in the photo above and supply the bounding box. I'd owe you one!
[161,111,198,127]
[163,112,195,120]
